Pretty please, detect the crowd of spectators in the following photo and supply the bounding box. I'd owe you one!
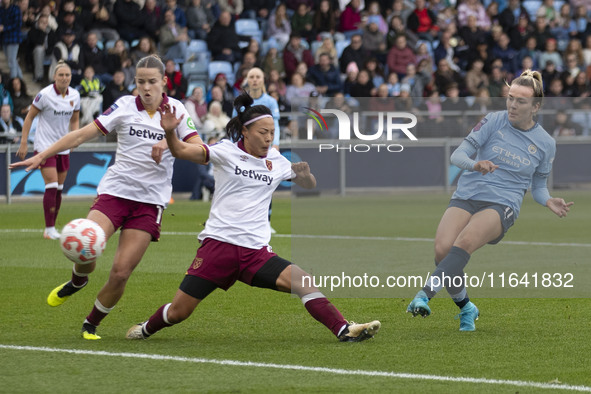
[1,0,591,141]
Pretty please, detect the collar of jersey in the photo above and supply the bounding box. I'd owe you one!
[238,138,267,159]
[135,93,169,113]
[52,83,69,96]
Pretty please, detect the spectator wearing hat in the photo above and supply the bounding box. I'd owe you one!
[283,33,315,81]
[307,53,343,96]
[51,28,84,85]
[343,61,359,96]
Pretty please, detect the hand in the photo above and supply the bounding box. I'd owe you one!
[9,153,44,172]
[546,198,574,218]
[16,141,29,160]
[151,140,168,164]
[473,160,499,175]
[158,103,184,134]
[291,161,311,178]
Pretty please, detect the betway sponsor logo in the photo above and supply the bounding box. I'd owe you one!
[53,110,74,116]
[234,166,273,185]
[129,126,164,140]
[492,146,531,167]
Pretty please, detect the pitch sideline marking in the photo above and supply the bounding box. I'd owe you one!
[0,344,590,392]
[1,229,591,248]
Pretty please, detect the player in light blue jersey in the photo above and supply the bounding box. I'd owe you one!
[406,70,574,331]
[234,67,282,232]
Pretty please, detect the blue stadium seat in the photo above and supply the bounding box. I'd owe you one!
[186,80,207,98]
[310,40,323,56]
[335,40,350,58]
[185,39,211,63]
[522,0,542,17]
[235,18,263,47]
[183,57,209,80]
[208,61,235,85]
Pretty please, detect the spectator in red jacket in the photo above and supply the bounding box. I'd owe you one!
[339,0,364,40]
[282,33,314,81]
[164,59,188,100]
[387,35,416,79]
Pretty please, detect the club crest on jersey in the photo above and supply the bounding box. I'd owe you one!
[34,93,42,103]
[191,257,203,270]
[528,144,537,154]
[102,103,119,116]
[473,117,488,132]
[70,100,74,107]
[265,159,273,171]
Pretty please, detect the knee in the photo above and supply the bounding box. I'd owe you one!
[108,267,133,287]
[434,242,452,264]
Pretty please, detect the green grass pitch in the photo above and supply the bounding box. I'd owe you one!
[0,191,590,393]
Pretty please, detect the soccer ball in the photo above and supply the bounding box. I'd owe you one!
[60,219,106,265]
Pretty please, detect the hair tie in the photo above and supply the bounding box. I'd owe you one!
[239,105,246,113]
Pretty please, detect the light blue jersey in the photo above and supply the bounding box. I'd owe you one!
[233,93,281,146]
[452,111,556,218]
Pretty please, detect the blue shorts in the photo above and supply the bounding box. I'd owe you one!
[448,199,515,244]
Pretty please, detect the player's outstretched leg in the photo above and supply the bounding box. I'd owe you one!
[455,301,479,331]
[47,267,90,307]
[406,290,431,317]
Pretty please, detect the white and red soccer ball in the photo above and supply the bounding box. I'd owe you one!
[60,219,106,265]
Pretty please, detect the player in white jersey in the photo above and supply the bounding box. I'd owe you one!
[16,61,81,240]
[10,55,203,340]
[126,92,381,342]
[407,70,574,331]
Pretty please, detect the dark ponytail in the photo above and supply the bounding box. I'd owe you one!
[226,91,272,141]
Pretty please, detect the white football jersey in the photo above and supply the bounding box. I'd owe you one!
[94,95,200,207]
[32,84,80,154]
[198,139,295,249]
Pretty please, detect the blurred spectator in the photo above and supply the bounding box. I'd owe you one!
[187,0,215,40]
[364,57,385,87]
[491,32,518,75]
[434,28,460,72]
[415,42,434,74]
[77,65,104,126]
[241,38,261,63]
[339,33,368,73]
[515,54,535,77]
[349,69,375,97]
[418,89,444,137]
[539,38,563,71]
[386,71,401,96]
[307,53,343,95]
[387,15,417,50]
[366,2,387,35]
[457,0,490,31]
[291,3,314,42]
[50,29,83,85]
[163,0,187,28]
[0,0,24,79]
[390,0,412,23]
[465,58,489,96]
[441,82,469,136]
[107,39,135,86]
[82,32,111,84]
[362,21,386,61]
[7,77,31,118]
[102,70,131,110]
[268,69,287,97]
[283,33,314,81]
[313,0,337,37]
[209,72,235,106]
[570,5,586,42]
[531,16,554,52]
[487,66,505,97]
[242,0,275,22]
[79,0,119,42]
[159,8,189,62]
[164,59,187,100]
[368,83,390,110]
[266,3,291,48]
[202,100,231,138]
[485,2,500,27]
[262,46,285,79]
[131,36,158,66]
[406,0,439,41]
[542,60,560,92]
[460,14,488,51]
[550,3,572,51]
[571,71,590,100]
[564,39,585,69]
[36,5,58,32]
[387,35,416,78]
[113,0,144,43]
[434,58,464,95]
[498,0,530,34]
[339,0,364,40]
[0,103,22,144]
[0,74,13,112]
[141,0,162,41]
[343,61,358,95]
[209,84,233,117]
[314,36,338,67]
[517,35,540,70]
[26,14,57,83]
[185,85,208,123]
[56,10,83,39]
[207,11,242,62]
[549,110,582,136]
[285,72,315,107]
[218,0,243,17]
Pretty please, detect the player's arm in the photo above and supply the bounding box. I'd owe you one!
[152,130,203,164]
[9,122,102,172]
[451,139,498,175]
[531,173,574,218]
[70,110,80,131]
[159,104,207,165]
[291,162,316,189]
[16,105,41,160]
